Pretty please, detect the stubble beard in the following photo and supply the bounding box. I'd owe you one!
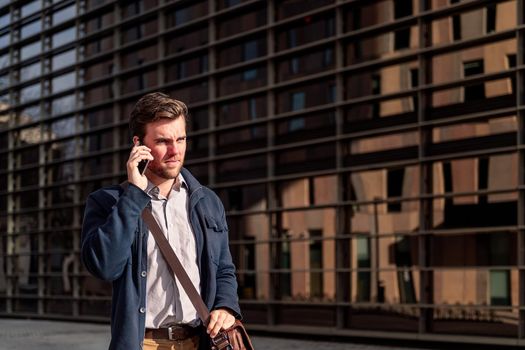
[148,160,183,180]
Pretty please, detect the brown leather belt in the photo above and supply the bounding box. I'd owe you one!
[144,324,200,341]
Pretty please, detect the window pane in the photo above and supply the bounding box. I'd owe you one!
[21,19,42,40]
[277,15,334,51]
[20,61,41,82]
[52,71,76,94]
[19,104,40,123]
[52,49,76,71]
[21,1,42,19]
[21,41,41,61]
[0,53,9,69]
[0,12,10,29]
[218,6,266,39]
[52,4,76,25]
[216,154,267,182]
[166,1,208,28]
[52,94,76,115]
[20,83,41,103]
[52,27,76,49]
[0,73,8,89]
[0,32,9,49]
[51,116,76,138]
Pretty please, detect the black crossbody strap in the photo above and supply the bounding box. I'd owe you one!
[141,208,211,324]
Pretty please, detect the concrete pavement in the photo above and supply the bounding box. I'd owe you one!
[0,318,434,350]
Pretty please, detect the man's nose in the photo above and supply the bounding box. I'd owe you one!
[167,143,179,154]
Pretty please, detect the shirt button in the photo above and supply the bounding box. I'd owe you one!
[139,307,145,313]
[141,271,147,277]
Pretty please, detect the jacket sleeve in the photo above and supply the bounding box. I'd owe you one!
[212,200,242,319]
[81,183,150,281]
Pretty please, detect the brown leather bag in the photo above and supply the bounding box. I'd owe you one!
[141,208,255,350]
[210,319,253,350]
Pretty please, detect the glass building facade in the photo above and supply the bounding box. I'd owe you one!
[0,0,524,346]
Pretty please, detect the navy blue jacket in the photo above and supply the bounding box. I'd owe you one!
[81,168,241,350]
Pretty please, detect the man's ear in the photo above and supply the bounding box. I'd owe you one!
[132,135,140,145]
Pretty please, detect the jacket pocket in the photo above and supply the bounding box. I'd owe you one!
[204,216,226,266]
[205,215,227,233]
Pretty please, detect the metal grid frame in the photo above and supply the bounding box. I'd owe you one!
[0,0,523,346]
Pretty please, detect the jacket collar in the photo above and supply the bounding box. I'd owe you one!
[180,167,202,195]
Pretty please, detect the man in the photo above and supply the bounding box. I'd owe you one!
[81,92,240,350]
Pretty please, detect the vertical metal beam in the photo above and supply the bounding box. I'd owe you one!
[418,0,433,336]
[266,0,276,327]
[334,0,346,330]
[516,0,525,340]
[208,0,217,187]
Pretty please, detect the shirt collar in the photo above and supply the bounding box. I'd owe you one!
[145,174,187,199]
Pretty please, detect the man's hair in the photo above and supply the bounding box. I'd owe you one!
[129,92,188,141]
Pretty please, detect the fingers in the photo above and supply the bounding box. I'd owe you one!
[126,143,153,190]
[207,310,235,338]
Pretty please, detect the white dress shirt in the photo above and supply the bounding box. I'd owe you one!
[144,175,201,328]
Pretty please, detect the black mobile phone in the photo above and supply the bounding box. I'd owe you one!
[138,158,149,175]
[137,140,150,175]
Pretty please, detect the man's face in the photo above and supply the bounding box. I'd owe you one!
[142,114,187,180]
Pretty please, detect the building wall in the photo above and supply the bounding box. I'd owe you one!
[0,0,523,346]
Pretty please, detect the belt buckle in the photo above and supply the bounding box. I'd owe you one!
[168,325,176,340]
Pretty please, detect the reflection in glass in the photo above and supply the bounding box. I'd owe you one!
[277,15,334,51]
[121,19,157,44]
[21,0,42,18]
[277,80,335,113]
[345,26,419,65]
[218,7,266,39]
[21,20,42,40]
[276,111,335,145]
[166,55,208,81]
[166,1,208,28]
[167,81,208,104]
[165,28,208,55]
[51,116,76,139]
[277,0,333,19]
[121,70,157,94]
[48,139,76,160]
[218,95,266,125]
[20,61,41,82]
[52,94,76,115]
[0,53,9,69]
[0,73,7,89]
[276,143,335,175]
[121,44,157,69]
[21,41,41,61]
[52,71,76,94]
[20,83,41,103]
[216,154,266,182]
[0,12,10,29]
[52,4,76,25]
[0,33,9,50]
[277,47,334,81]
[19,105,40,124]
[85,107,113,129]
[218,37,266,68]
[218,66,267,96]
[52,27,76,49]
[52,49,76,71]
[217,125,266,154]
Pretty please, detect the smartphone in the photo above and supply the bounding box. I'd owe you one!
[136,140,150,175]
[138,158,149,175]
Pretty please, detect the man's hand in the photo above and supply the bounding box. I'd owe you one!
[207,309,235,338]
[127,140,153,191]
